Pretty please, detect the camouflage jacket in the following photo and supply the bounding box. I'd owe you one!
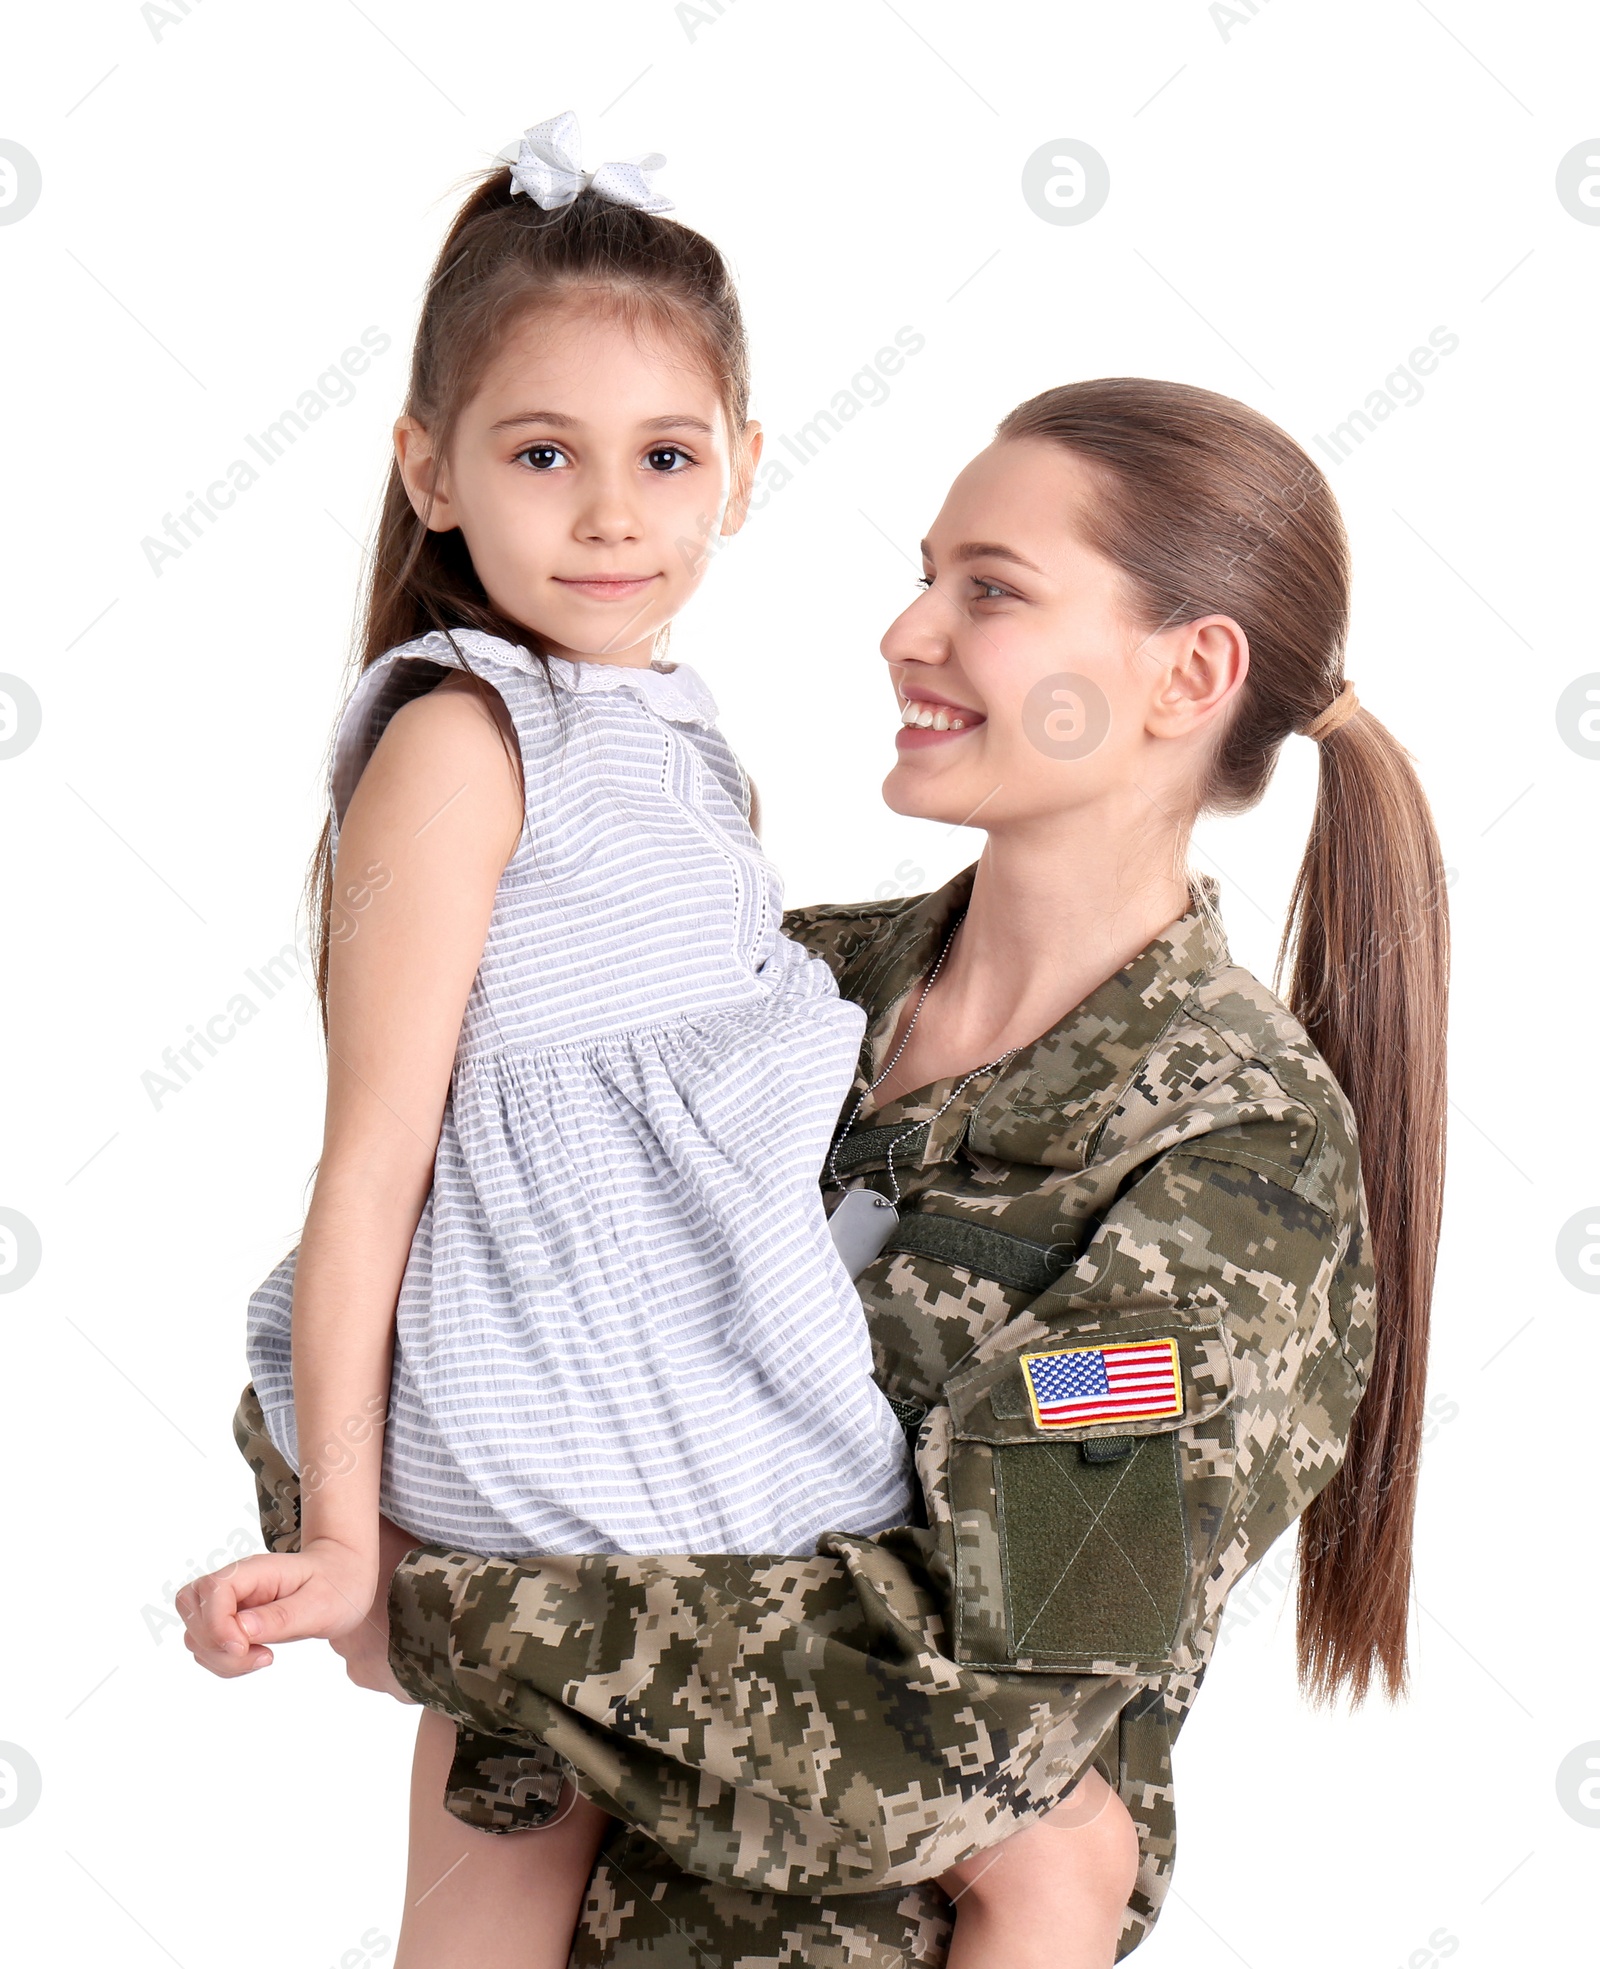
[236,864,1374,1966]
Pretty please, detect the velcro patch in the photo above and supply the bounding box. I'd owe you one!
[1020,1339,1183,1431]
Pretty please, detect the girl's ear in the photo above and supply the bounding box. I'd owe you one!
[394,415,457,533]
[719,421,765,538]
[1145,615,1249,740]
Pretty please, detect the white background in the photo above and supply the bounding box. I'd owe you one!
[2,3,1596,1964]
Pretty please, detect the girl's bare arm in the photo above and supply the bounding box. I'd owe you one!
[179,674,523,1667]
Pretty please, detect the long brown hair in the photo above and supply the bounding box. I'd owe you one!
[306,162,751,1022]
[997,379,1449,1705]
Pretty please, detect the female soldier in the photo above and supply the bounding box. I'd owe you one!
[201,377,1449,1965]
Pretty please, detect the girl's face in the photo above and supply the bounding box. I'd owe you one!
[396,306,759,664]
[880,438,1245,835]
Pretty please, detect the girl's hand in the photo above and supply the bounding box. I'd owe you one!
[176,1538,376,1677]
[328,1514,422,1704]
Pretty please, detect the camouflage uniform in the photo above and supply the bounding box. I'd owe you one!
[235,865,1374,1964]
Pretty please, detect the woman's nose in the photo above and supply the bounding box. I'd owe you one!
[880,585,948,669]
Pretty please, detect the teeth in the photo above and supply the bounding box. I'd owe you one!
[900,697,970,731]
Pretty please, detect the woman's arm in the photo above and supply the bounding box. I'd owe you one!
[180,675,523,1665]
[220,1139,1368,1891]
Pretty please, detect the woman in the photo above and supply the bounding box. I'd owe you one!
[200,376,1448,1966]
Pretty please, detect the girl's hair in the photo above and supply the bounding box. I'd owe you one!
[306,166,751,1021]
[997,378,1449,1706]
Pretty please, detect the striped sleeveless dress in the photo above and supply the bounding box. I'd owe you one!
[244,628,913,1558]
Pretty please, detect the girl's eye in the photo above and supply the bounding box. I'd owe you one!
[516,443,568,472]
[916,574,934,590]
[644,445,693,473]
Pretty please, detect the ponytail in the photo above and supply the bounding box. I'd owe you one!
[1281,707,1450,1701]
[994,378,1450,1703]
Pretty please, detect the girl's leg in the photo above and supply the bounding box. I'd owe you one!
[395,1706,610,1969]
[939,1765,1140,1969]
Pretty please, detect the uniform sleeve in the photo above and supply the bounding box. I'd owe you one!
[780,900,899,990]
[381,1534,1137,1896]
[365,1141,1369,1898]
[924,1145,1371,1679]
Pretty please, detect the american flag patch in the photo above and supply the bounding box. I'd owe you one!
[1020,1340,1183,1431]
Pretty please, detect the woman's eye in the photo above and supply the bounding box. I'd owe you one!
[973,579,1010,602]
[516,443,568,472]
[916,574,934,590]
[644,445,694,473]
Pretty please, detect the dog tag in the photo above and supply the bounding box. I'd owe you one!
[828,1188,900,1278]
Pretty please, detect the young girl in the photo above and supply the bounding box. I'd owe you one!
[182,117,1140,1968]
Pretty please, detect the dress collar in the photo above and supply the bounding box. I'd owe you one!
[544,652,719,727]
[435,628,720,728]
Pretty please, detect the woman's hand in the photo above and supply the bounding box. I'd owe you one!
[328,1514,422,1704]
[176,1537,376,1677]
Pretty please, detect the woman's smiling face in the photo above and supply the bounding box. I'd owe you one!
[881,438,1217,833]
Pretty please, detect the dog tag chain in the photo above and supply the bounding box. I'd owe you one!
[824,912,1019,1278]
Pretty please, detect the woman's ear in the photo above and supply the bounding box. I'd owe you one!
[394,415,457,532]
[1145,615,1249,740]
[720,421,765,538]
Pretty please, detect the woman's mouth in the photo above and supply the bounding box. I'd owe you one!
[896,689,985,749]
[552,574,660,601]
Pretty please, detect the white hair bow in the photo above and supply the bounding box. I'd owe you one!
[503,110,673,214]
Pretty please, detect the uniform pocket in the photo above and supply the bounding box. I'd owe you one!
[944,1322,1234,1673]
